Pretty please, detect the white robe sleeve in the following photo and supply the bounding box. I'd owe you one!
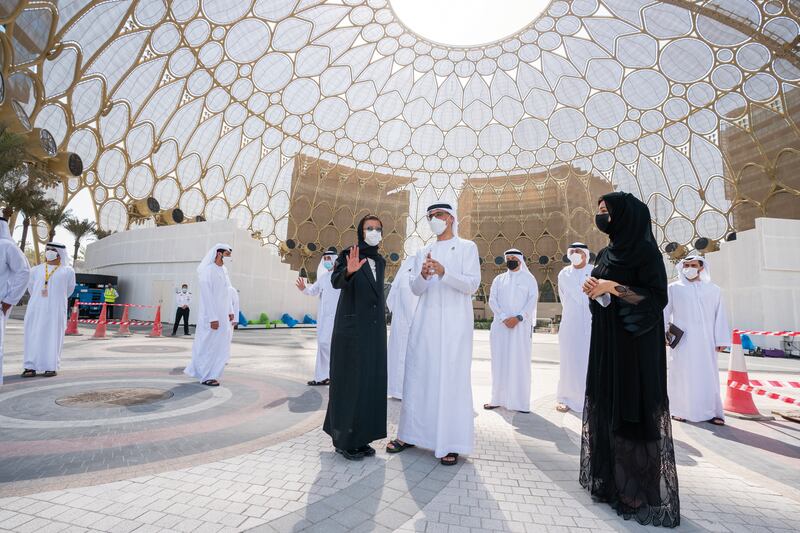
[410,250,432,296]
[440,241,481,295]
[663,285,673,333]
[520,278,539,322]
[713,290,731,348]
[65,267,76,298]
[303,279,322,297]
[201,270,219,323]
[386,282,399,312]
[488,277,507,320]
[3,246,31,305]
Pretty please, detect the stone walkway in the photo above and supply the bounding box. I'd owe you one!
[0,322,798,532]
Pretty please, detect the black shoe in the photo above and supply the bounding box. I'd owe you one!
[170,333,176,336]
[335,448,364,461]
[358,445,376,457]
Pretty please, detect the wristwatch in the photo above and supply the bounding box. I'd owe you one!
[515,314,523,321]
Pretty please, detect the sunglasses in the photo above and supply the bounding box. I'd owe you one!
[427,211,449,221]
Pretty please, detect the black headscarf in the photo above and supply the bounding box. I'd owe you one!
[597,192,660,269]
[355,214,383,261]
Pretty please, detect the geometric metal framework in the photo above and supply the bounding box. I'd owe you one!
[3,0,800,293]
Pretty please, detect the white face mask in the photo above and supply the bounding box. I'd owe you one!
[683,267,699,280]
[45,250,58,262]
[181,288,188,293]
[568,252,584,266]
[429,216,447,236]
[364,229,382,247]
[222,255,232,266]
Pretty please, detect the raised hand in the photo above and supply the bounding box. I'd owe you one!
[346,245,366,275]
[421,252,434,279]
[429,258,445,277]
[295,277,306,291]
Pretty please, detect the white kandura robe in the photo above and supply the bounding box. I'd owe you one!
[228,286,240,342]
[664,278,730,422]
[386,257,419,399]
[398,237,481,458]
[488,268,539,412]
[0,239,30,385]
[303,270,340,382]
[185,263,233,382]
[23,264,76,372]
[556,263,594,412]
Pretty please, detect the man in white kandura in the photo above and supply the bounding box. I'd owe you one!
[556,243,594,413]
[386,256,419,399]
[664,255,730,426]
[185,243,234,387]
[21,243,76,378]
[484,249,539,413]
[387,203,481,466]
[0,217,30,385]
[296,246,340,386]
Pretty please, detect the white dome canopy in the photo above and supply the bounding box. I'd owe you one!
[5,0,800,256]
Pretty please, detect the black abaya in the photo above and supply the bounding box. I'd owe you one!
[323,224,388,451]
[580,192,680,528]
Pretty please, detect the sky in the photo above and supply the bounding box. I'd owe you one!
[390,0,550,46]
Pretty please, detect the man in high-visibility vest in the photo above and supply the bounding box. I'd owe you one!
[103,284,119,319]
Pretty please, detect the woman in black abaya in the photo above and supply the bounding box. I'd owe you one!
[579,192,679,527]
[323,214,387,460]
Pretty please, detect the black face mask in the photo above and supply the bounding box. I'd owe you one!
[595,213,611,234]
[506,259,519,271]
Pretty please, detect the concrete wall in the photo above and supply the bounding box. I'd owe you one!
[709,217,800,348]
[83,220,316,323]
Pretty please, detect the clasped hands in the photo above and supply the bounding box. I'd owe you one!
[209,314,235,330]
[582,277,616,299]
[420,252,445,279]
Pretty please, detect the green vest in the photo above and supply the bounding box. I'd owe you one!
[104,288,117,303]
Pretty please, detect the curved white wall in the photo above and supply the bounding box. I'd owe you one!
[83,220,316,324]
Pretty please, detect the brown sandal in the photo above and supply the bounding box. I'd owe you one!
[440,453,458,466]
[21,369,36,378]
[483,404,499,410]
[708,417,725,426]
[386,439,415,453]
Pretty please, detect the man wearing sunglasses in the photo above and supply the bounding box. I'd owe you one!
[387,203,481,466]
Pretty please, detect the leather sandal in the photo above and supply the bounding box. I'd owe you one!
[440,453,459,466]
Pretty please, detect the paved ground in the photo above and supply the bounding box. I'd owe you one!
[0,319,798,532]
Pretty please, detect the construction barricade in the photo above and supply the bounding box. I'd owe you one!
[67,302,163,339]
[724,329,800,420]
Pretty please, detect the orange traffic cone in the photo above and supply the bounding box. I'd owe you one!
[114,305,133,337]
[147,305,163,337]
[90,303,109,340]
[723,331,773,420]
[65,303,81,336]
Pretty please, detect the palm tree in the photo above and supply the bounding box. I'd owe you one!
[0,130,62,191]
[64,217,95,262]
[94,228,112,240]
[0,131,28,184]
[17,195,56,252]
[40,206,73,242]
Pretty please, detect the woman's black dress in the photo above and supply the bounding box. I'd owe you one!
[323,222,388,451]
[580,192,680,528]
